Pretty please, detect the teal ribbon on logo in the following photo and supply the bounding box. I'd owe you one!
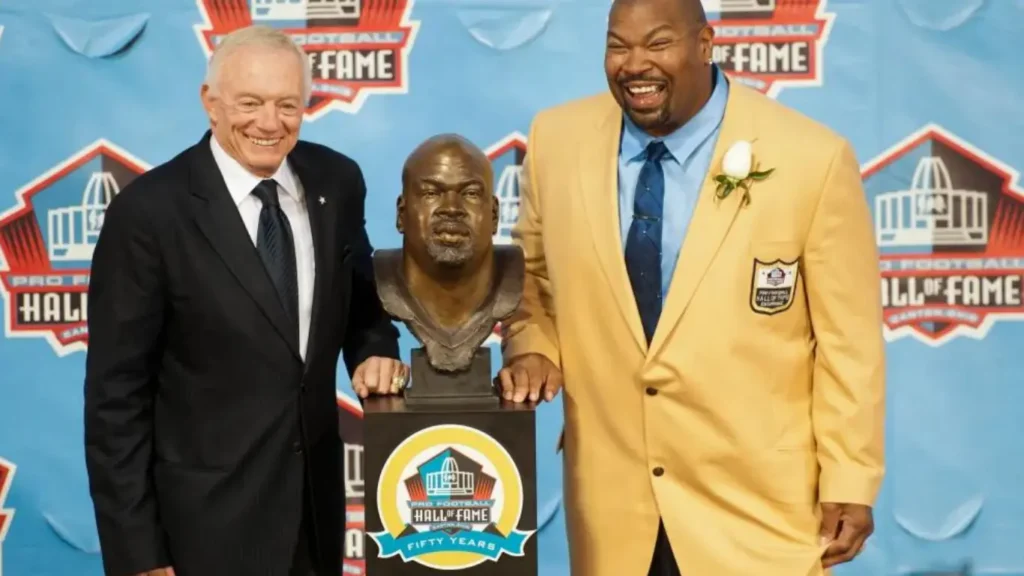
[370,527,534,562]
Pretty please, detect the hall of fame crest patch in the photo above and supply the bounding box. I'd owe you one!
[750,258,799,314]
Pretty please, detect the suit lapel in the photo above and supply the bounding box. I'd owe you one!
[578,98,647,353]
[188,133,301,360]
[288,151,336,373]
[647,85,756,359]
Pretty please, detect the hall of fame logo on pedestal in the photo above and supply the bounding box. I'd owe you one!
[369,424,534,569]
[864,124,1024,346]
[0,457,17,576]
[483,132,527,346]
[703,0,835,97]
[0,141,149,355]
[195,0,420,119]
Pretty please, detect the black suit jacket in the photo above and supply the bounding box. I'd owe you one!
[84,132,399,576]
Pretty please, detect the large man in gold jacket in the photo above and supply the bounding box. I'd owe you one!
[497,0,886,574]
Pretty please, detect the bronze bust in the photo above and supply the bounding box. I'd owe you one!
[373,134,523,400]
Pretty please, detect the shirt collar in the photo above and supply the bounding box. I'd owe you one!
[620,64,730,164]
[209,135,302,206]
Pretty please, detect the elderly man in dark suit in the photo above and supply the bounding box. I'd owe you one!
[84,25,405,576]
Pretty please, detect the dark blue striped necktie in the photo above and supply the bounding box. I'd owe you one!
[625,141,670,345]
[251,179,299,331]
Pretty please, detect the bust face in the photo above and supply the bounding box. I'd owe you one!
[398,139,498,269]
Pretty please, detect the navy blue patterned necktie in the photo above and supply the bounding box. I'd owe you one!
[252,179,299,331]
[625,141,670,345]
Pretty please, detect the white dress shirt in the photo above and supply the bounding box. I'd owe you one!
[210,136,315,360]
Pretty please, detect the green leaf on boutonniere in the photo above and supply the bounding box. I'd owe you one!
[715,181,736,200]
[712,181,729,199]
[712,165,773,204]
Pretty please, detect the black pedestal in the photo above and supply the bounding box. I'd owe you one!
[363,396,537,575]
[405,348,500,407]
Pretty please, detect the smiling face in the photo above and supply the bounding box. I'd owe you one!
[201,44,305,177]
[605,0,714,137]
[398,136,498,270]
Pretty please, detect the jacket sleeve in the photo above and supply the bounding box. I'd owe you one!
[803,138,886,506]
[84,187,171,576]
[500,114,561,367]
[341,164,401,373]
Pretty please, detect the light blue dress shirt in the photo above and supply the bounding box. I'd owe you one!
[617,65,730,297]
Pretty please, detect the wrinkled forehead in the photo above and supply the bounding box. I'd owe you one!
[608,0,691,33]
[410,147,492,188]
[218,45,305,94]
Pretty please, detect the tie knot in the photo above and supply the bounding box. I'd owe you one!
[645,141,670,163]
[252,179,280,207]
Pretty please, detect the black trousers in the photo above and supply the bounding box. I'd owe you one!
[648,520,681,576]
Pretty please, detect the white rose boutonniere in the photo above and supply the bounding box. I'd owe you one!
[713,140,774,205]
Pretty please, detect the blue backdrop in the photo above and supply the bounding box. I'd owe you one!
[0,0,1021,574]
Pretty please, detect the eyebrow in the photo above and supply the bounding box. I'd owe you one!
[647,24,675,38]
[607,24,675,42]
[419,176,485,188]
[234,93,301,101]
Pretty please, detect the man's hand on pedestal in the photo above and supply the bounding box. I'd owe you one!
[497,353,563,402]
[352,356,409,398]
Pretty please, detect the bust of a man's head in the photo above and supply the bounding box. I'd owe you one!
[373,134,523,374]
[397,133,498,274]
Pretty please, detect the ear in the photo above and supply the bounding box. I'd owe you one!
[200,84,218,125]
[491,195,499,235]
[396,194,406,233]
[698,25,715,63]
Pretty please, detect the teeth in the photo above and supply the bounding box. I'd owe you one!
[248,136,281,147]
[627,85,661,95]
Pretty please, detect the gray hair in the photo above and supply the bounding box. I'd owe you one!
[205,25,312,103]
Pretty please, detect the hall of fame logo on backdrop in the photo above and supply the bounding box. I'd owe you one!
[0,457,16,576]
[337,394,367,575]
[0,141,148,355]
[703,0,834,97]
[864,125,1024,346]
[195,0,420,119]
[369,424,534,569]
[483,132,527,345]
